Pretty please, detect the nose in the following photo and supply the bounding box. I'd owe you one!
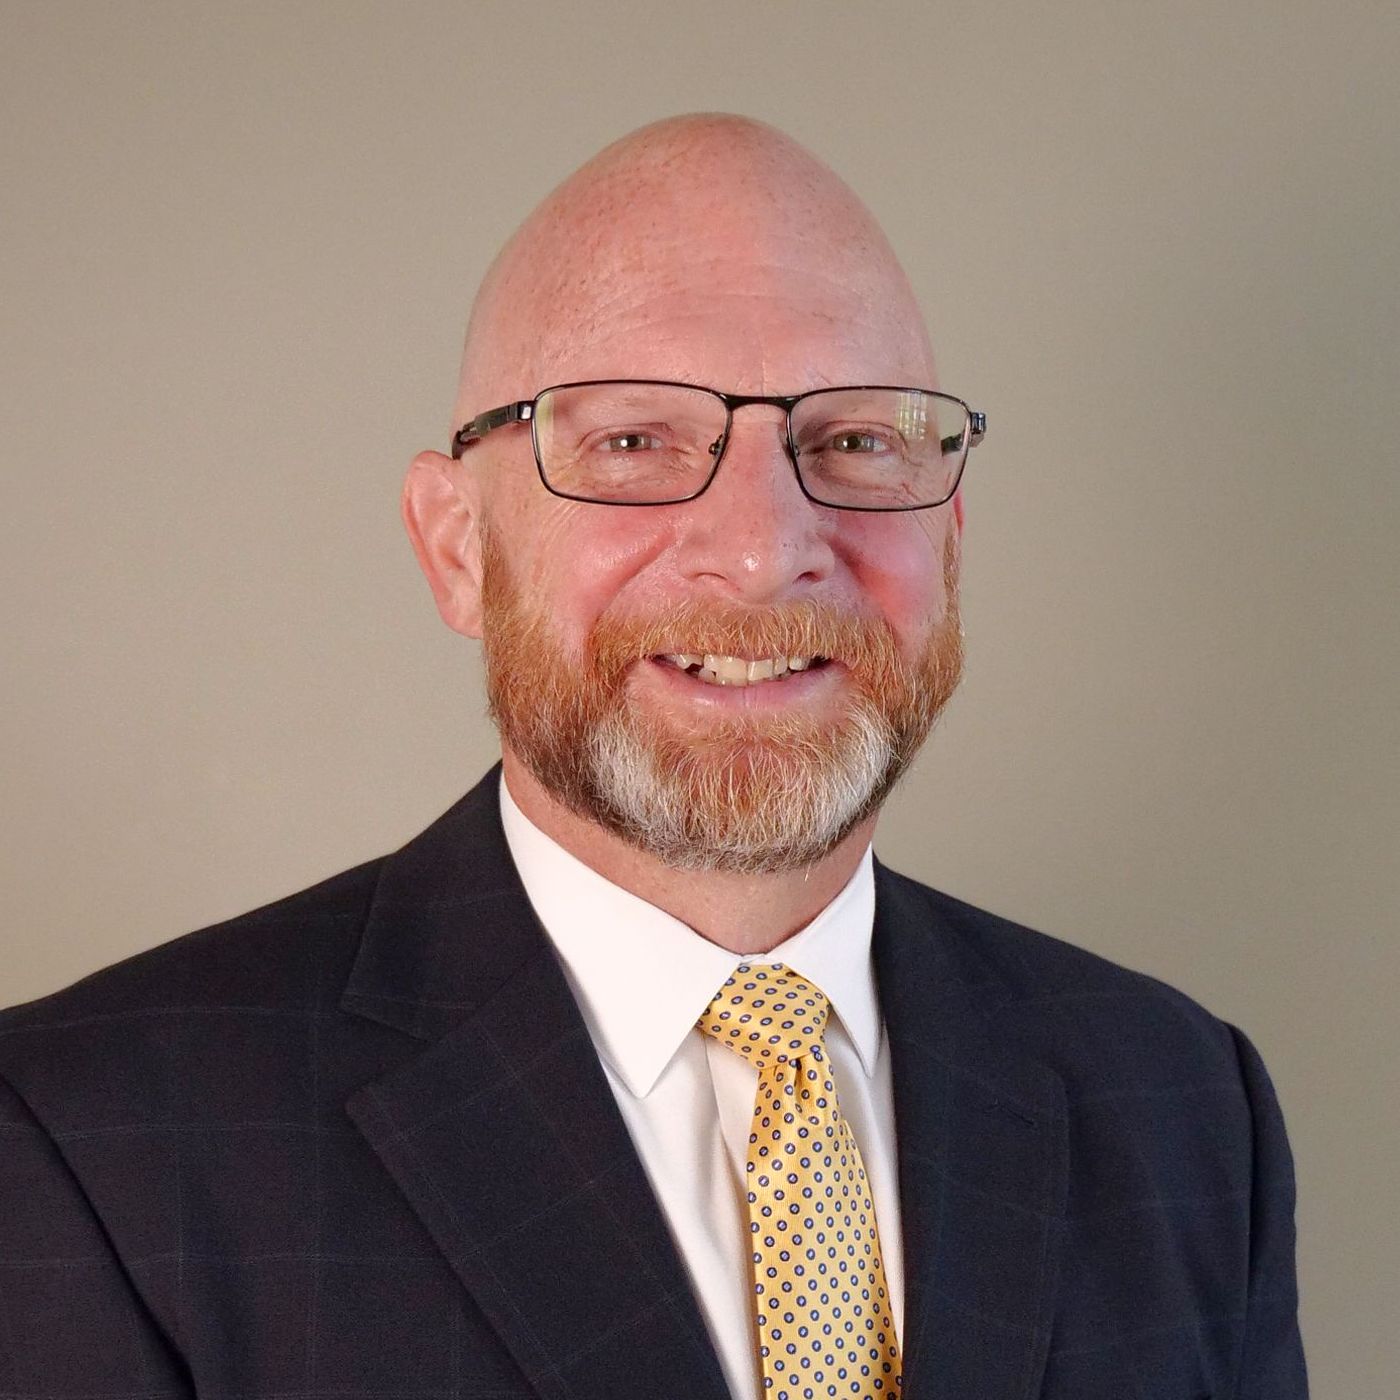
[670,408,836,604]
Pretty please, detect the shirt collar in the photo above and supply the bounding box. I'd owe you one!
[498,771,881,1098]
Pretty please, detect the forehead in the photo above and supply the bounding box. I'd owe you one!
[524,268,933,397]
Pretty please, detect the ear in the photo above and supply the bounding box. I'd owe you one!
[401,450,484,639]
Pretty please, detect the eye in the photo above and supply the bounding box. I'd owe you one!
[600,430,664,453]
[828,429,892,454]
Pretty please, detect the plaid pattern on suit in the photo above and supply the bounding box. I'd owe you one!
[0,764,1306,1398]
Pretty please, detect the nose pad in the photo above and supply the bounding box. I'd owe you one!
[707,426,798,468]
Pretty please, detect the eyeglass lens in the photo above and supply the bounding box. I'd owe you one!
[531,382,969,508]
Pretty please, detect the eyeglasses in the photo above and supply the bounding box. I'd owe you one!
[450,379,986,512]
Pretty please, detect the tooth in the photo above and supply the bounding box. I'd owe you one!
[747,659,775,682]
[705,655,750,684]
[788,656,809,671]
[772,656,788,676]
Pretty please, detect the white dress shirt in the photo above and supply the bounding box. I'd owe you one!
[498,774,905,1400]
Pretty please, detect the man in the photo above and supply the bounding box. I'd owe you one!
[0,115,1305,1398]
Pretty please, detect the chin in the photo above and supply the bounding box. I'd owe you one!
[569,698,902,875]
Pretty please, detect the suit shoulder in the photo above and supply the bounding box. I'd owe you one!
[878,865,1243,1084]
[0,856,385,1057]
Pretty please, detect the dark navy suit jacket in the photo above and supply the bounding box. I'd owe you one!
[0,766,1307,1398]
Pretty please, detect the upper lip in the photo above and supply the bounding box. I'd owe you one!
[653,651,824,661]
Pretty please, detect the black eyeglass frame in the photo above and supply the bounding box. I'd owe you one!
[449,378,987,513]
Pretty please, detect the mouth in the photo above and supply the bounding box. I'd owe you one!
[651,652,832,688]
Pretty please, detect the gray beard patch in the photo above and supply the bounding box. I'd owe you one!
[579,701,902,875]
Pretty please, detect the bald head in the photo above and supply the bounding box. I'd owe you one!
[454,114,936,425]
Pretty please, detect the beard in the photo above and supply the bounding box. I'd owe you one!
[478,524,964,875]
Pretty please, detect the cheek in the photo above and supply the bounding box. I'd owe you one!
[841,513,956,640]
[510,500,673,646]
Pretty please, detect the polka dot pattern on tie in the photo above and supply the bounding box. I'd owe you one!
[697,962,902,1398]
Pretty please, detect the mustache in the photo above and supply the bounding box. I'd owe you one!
[587,598,906,676]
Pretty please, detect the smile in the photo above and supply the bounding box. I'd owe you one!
[655,653,830,687]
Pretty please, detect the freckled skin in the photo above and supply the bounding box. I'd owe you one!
[402,114,963,953]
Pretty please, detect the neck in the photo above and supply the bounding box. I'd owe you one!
[500,749,877,956]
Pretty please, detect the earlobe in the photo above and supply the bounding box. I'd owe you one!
[401,450,484,639]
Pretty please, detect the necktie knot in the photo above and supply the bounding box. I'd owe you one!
[697,961,831,1069]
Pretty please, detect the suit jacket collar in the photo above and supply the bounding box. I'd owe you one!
[342,766,1067,1400]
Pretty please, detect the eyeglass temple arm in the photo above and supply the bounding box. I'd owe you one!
[450,401,536,459]
[940,410,987,455]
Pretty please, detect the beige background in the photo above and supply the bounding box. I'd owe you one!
[3,0,1397,1390]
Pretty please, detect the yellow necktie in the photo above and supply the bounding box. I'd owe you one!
[697,961,902,1398]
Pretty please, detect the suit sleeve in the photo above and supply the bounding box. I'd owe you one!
[1225,1023,1309,1399]
[0,1073,193,1396]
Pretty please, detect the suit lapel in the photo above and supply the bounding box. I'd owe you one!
[874,861,1068,1400]
[341,769,731,1400]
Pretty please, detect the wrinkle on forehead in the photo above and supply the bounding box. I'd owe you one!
[454,114,935,420]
